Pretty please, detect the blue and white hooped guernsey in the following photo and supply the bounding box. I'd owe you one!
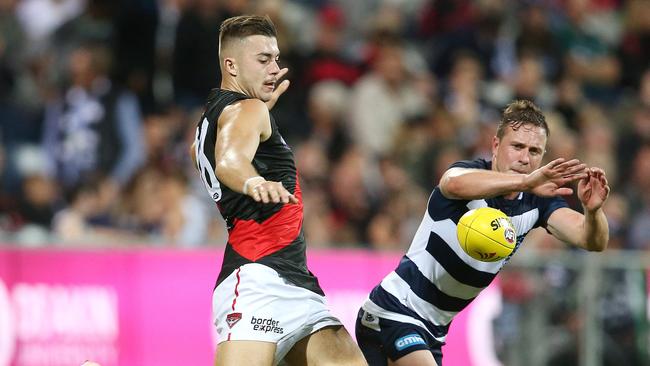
[361,158,568,343]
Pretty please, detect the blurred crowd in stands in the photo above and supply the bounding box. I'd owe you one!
[0,0,648,250]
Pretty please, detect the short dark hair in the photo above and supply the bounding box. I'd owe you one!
[496,100,549,139]
[219,15,277,53]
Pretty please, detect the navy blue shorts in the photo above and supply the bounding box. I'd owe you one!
[355,308,444,365]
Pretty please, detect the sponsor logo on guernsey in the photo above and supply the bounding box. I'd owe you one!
[251,316,284,334]
[395,333,426,351]
[226,312,242,328]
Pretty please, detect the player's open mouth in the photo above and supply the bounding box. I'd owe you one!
[264,81,275,90]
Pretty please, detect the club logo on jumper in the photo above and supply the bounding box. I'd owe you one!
[251,316,284,334]
[360,310,380,331]
[279,135,291,150]
[395,333,426,351]
[226,312,242,328]
[504,227,516,244]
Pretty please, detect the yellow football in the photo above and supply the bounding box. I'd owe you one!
[457,207,517,262]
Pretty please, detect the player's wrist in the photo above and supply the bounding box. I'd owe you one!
[516,173,531,192]
[243,176,266,195]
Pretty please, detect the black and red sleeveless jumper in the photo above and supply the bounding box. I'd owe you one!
[194,89,324,295]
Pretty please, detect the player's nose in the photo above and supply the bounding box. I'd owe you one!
[518,149,531,164]
[269,60,280,74]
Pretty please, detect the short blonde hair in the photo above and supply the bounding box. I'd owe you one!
[497,100,549,139]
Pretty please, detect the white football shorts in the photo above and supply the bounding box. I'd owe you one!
[212,263,342,364]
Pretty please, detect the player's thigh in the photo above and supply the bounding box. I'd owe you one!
[389,350,438,366]
[356,309,443,366]
[215,340,276,366]
[284,325,367,366]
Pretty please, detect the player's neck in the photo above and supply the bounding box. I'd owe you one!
[220,79,248,97]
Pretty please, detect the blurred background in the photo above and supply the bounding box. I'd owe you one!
[0,0,649,365]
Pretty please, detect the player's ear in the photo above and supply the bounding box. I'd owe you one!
[491,136,500,156]
[224,57,237,77]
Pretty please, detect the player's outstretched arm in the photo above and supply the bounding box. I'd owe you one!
[439,158,588,200]
[546,167,610,251]
[214,99,298,204]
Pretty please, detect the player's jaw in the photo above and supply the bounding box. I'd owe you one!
[258,78,276,100]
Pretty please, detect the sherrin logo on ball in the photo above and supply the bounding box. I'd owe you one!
[456,207,517,262]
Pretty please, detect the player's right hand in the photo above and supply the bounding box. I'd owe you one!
[524,158,588,197]
[265,68,290,110]
[248,180,299,204]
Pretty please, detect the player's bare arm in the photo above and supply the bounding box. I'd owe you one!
[214,98,298,204]
[439,158,588,200]
[546,167,610,251]
[189,77,289,173]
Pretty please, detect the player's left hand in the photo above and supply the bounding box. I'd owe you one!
[577,167,610,212]
[265,68,290,110]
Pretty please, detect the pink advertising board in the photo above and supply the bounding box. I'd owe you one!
[0,248,503,366]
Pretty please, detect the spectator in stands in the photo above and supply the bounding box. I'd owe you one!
[42,43,145,205]
[348,36,429,157]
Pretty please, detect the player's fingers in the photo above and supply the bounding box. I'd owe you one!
[560,172,588,184]
[275,80,290,98]
[288,194,299,204]
[277,67,289,79]
[560,165,587,179]
[268,186,281,203]
[592,168,608,185]
[547,158,565,169]
[556,159,584,171]
[555,187,574,196]
[256,185,270,203]
[552,165,585,182]
[250,186,262,202]
[601,174,609,187]
[593,172,609,191]
[265,78,290,110]
[278,187,291,203]
[590,167,605,175]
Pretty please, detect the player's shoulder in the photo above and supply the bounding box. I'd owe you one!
[235,97,268,110]
[220,98,269,124]
[449,158,490,170]
[223,97,267,113]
